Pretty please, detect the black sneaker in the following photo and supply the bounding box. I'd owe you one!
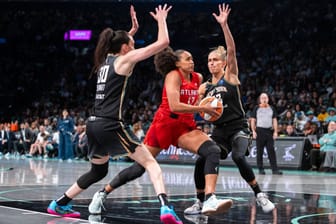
[259,169,266,175]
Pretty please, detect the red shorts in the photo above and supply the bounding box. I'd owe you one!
[144,110,197,149]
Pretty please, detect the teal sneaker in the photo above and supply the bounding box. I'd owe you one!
[47,200,80,218]
[160,205,183,224]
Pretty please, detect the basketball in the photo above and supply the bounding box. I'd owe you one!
[199,96,223,122]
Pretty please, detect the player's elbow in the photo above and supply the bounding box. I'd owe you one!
[169,102,185,113]
[158,39,169,49]
[169,104,179,112]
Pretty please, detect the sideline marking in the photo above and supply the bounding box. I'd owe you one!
[291,212,336,224]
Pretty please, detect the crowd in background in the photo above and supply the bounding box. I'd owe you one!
[0,1,335,168]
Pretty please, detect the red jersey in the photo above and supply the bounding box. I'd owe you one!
[144,69,201,149]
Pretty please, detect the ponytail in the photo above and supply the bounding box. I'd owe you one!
[92,28,130,75]
[210,46,227,61]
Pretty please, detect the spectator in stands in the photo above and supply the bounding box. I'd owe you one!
[303,121,317,137]
[293,111,308,135]
[132,121,145,141]
[306,110,320,127]
[27,125,50,158]
[13,123,28,156]
[2,123,14,157]
[74,124,88,160]
[0,123,6,155]
[277,122,287,137]
[326,107,336,123]
[57,109,75,161]
[318,105,329,133]
[279,108,295,126]
[294,104,305,120]
[284,124,298,137]
[30,121,39,138]
[10,120,19,132]
[46,128,59,158]
[318,121,336,172]
[44,118,53,134]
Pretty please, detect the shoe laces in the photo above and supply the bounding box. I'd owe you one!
[98,193,106,211]
[191,200,202,209]
[58,204,77,214]
[257,193,269,206]
[60,204,73,210]
[206,195,217,204]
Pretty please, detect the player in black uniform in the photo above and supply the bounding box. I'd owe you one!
[184,4,275,216]
[47,5,182,224]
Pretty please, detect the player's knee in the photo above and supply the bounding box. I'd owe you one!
[232,134,250,162]
[197,140,220,174]
[198,140,220,158]
[77,162,109,189]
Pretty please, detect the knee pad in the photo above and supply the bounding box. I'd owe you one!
[194,157,206,189]
[198,140,220,175]
[77,162,109,189]
[109,162,145,189]
[232,130,251,157]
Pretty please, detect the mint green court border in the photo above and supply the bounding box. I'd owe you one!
[156,162,336,176]
[291,212,336,223]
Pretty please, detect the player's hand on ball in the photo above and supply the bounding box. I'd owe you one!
[199,96,223,122]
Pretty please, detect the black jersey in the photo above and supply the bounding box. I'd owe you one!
[93,55,129,123]
[204,77,245,125]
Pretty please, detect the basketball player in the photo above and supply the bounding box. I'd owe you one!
[47,5,183,224]
[184,3,275,215]
[88,47,233,217]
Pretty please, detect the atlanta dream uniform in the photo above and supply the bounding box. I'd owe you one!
[144,69,201,149]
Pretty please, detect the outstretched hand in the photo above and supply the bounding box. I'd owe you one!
[212,3,231,25]
[149,4,172,21]
[128,5,139,36]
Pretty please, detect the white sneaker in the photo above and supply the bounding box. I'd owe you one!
[201,195,233,216]
[256,192,275,213]
[184,214,208,224]
[88,214,102,223]
[184,199,203,215]
[89,191,107,214]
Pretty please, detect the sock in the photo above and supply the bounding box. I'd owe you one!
[158,193,169,206]
[205,193,214,201]
[56,193,72,206]
[251,183,262,196]
[197,192,205,203]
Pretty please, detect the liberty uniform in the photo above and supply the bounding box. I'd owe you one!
[86,55,140,159]
[204,76,255,182]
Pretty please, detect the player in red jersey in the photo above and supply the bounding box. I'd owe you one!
[89,47,233,217]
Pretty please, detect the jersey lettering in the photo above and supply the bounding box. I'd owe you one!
[97,65,109,84]
[187,96,196,105]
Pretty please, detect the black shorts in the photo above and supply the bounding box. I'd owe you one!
[86,117,141,159]
[211,119,247,152]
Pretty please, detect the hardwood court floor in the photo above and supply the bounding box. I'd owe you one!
[0,156,335,224]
